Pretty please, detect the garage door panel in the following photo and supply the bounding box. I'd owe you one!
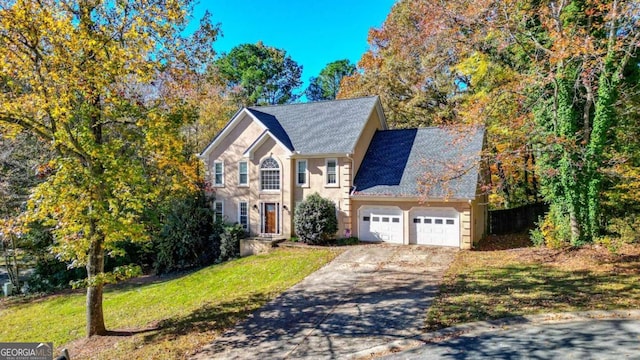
[359,207,403,244]
[411,208,460,247]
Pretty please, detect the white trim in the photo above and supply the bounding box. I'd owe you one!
[296,159,308,187]
[259,156,281,193]
[213,161,224,187]
[325,158,339,187]
[238,161,249,187]
[242,130,293,160]
[213,200,224,222]
[238,201,249,231]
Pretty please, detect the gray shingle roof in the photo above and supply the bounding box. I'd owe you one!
[353,127,485,199]
[247,96,381,154]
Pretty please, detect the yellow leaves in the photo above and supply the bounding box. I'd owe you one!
[454,52,489,88]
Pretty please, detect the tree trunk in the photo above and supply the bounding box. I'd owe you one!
[86,221,106,337]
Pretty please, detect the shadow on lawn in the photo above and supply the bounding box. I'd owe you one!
[141,292,272,342]
[426,263,640,331]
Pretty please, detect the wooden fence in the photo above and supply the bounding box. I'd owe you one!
[489,203,548,235]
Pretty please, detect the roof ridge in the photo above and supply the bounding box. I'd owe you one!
[247,95,379,110]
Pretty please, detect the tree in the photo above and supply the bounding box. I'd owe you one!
[305,59,356,101]
[500,0,640,244]
[338,0,539,208]
[215,42,303,106]
[0,0,209,336]
[294,193,338,244]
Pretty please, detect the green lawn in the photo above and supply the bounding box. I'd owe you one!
[0,247,340,359]
[425,237,640,331]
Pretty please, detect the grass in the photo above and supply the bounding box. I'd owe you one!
[425,234,640,331]
[0,247,340,359]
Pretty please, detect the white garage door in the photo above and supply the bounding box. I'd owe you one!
[411,208,460,247]
[358,207,403,244]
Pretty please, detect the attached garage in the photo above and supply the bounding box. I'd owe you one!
[410,207,460,247]
[358,206,403,244]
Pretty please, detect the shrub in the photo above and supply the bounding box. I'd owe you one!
[294,193,338,245]
[28,255,87,293]
[597,215,640,253]
[529,206,572,248]
[218,223,245,262]
[153,192,216,274]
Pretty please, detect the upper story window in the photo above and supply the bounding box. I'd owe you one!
[238,161,248,186]
[260,157,280,191]
[214,161,224,187]
[296,159,308,186]
[325,158,338,186]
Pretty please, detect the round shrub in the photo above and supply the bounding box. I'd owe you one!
[294,193,338,244]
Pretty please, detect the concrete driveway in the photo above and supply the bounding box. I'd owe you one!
[193,244,457,359]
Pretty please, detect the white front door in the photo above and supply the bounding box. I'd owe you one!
[411,208,460,247]
[358,207,403,244]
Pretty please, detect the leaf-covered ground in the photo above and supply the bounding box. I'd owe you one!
[0,248,340,359]
[426,234,640,331]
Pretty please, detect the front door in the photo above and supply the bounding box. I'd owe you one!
[264,203,277,234]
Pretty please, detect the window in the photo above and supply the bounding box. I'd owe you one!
[325,158,338,186]
[413,218,421,224]
[382,217,390,223]
[372,216,380,222]
[296,159,308,186]
[363,216,370,222]
[435,219,444,224]
[260,157,280,191]
[213,161,224,186]
[425,218,432,224]
[446,219,455,225]
[238,161,248,186]
[238,201,248,230]
[392,218,400,223]
[214,201,224,221]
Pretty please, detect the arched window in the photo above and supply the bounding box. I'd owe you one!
[260,157,280,191]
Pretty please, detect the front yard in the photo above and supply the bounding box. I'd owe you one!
[425,235,640,331]
[0,247,340,359]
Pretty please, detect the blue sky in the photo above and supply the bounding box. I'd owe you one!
[189,0,396,95]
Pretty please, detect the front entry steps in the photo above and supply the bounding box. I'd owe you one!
[240,237,286,257]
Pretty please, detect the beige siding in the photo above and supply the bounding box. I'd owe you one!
[352,109,384,176]
[205,112,294,237]
[292,157,352,238]
[471,194,488,245]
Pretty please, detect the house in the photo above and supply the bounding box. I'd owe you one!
[199,96,487,249]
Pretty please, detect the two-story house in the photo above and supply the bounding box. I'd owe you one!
[200,96,486,249]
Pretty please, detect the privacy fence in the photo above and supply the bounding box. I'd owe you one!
[489,203,548,235]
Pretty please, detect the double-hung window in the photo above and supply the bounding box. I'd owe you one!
[213,201,224,222]
[325,158,338,186]
[296,159,307,186]
[238,201,248,231]
[238,161,248,186]
[213,161,224,187]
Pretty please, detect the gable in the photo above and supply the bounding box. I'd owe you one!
[200,109,292,163]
